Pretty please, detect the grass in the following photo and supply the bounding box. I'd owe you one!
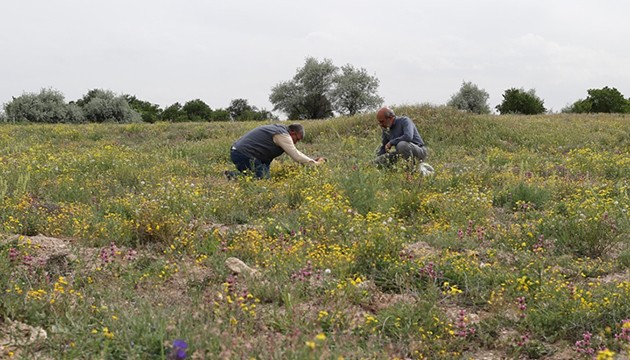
[0,105,629,359]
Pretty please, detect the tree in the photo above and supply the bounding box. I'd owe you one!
[562,86,628,113]
[161,103,188,122]
[447,81,491,114]
[3,88,84,123]
[587,86,627,113]
[123,95,162,123]
[330,64,383,116]
[182,99,212,121]
[227,98,253,120]
[270,81,308,120]
[76,89,141,123]
[561,98,592,113]
[269,57,337,119]
[210,108,231,121]
[495,88,546,115]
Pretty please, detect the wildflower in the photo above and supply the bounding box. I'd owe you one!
[595,348,615,360]
[102,327,114,339]
[575,331,595,355]
[8,247,18,262]
[169,339,188,360]
[615,319,630,341]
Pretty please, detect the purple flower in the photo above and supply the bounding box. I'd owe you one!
[170,339,188,360]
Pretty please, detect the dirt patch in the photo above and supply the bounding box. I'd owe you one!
[599,269,630,284]
[0,318,49,359]
[366,292,417,313]
[462,350,510,359]
[1,234,143,276]
[2,234,76,276]
[400,241,439,259]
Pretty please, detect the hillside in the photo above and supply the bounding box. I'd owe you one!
[1,106,629,359]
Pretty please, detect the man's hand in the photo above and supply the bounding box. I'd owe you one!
[314,156,327,164]
[385,142,392,151]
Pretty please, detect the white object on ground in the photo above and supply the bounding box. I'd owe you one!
[419,163,435,176]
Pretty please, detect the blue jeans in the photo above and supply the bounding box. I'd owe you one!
[230,149,271,179]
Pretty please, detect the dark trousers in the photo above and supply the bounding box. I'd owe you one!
[230,149,271,179]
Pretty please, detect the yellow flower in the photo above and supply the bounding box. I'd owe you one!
[315,333,326,341]
[596,349,615,360]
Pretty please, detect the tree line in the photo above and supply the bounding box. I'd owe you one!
[449,82,630,115]
[0,88,276,124]
[2,57,629,123]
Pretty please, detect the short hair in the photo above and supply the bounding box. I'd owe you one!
[288,123,305,137]
[384,108,396,118]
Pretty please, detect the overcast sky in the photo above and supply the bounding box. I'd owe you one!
[1,0,629,117]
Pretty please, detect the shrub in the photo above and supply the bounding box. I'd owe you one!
[3,88,84,123]
[77,89,141,123]
[496,88,546,115]
[447,81,491,114]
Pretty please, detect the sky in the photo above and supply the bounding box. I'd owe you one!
[1,0,629,117]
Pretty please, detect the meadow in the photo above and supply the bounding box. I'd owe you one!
[0,105,629,359]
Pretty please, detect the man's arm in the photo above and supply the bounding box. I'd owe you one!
[377,130,389,155]
[273,134,321,164]
[388,118,414,146]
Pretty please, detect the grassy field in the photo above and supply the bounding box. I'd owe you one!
[1,105,629,359]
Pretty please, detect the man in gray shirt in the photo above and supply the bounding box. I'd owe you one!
[227,123,326,179]
[374,107,427,169]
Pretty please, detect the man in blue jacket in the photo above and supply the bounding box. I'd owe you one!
[374,107,427,168]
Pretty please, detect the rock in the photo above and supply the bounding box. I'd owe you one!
[225,257,260,278]
[0,318,48,358]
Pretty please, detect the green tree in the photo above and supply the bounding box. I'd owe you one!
[3,88,84,123]
[161,103,188,122]
[270,57,337,119]
[561,98,592,113]
[123,95,162,123]
[210,108,231,121]
[562,87,628,113]
[227,98,253,120]
[330,64,383,116]
[496,88,546,115]
[76,89,141,123]
[182,99,213,121]
[447,81,491,114]
[587,86,627,113]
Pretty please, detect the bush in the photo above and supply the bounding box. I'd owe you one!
[161,102,188,122]
[123,95,162,123]
[562,86,629,114]
[561,98,592,113]
[3,88,84,123]
[496,88,546,115]
[182,99,213,121]
[77,89,141,123]
[447,81,491,114]
[588,86,628,113]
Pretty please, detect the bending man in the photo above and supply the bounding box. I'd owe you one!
[227,123,326,179]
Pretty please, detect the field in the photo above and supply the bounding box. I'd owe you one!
[1,105,629,359]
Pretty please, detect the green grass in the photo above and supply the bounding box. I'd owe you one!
[0,106,629,359]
